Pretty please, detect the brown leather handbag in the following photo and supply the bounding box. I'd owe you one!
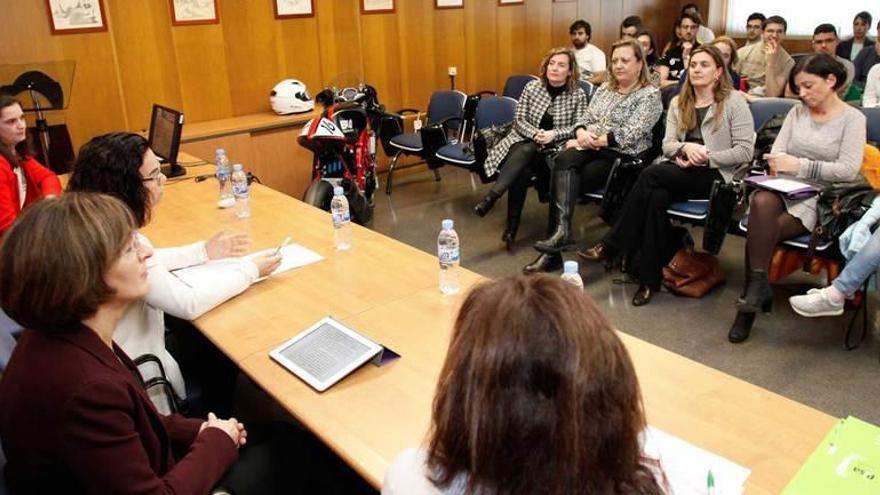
[662,249,726,298]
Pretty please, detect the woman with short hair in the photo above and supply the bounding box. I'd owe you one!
[383,275,666,495]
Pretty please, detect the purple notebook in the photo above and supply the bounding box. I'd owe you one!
[745,176,819,200]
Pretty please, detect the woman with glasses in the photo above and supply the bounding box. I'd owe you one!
[0,94,61,237]
[67,132,281,406]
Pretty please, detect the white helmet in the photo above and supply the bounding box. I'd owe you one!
[270,79,314,115]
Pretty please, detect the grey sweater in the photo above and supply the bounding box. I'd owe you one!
[663,90,755,182]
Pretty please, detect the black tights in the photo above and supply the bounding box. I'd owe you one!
[745,191,807,275]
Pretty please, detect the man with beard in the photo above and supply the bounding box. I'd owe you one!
[744,12,765,46]
[570,20,606,84]
[735,15,794,97]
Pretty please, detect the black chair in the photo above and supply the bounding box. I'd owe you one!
[502,74,539,100]
[385,90,467,194]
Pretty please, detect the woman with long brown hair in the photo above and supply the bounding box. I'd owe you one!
[382,275,666,495]
[580,45,754,306]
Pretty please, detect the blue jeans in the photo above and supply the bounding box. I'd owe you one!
[833,228,880,296]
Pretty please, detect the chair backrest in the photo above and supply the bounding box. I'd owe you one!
[0,310,20,373]
[749,98,797,130]
[426,90,467,125]
[502,75,539,100]
[578,80,595,102]
[861,107,880,144]
[475,96,517,130]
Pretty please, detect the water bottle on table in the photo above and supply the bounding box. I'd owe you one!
[438,219,460,295]
[560,260,584,291]
[231,164,251,219]
[215,148,234,209]
[331,186,352,250]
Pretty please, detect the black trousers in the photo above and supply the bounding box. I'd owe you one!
[553,147,621,194]
[604,161,723,287]
[492,141,549,222]
[219,422,376,495]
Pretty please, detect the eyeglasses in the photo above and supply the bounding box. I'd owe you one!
[141,168,166,183]
[812,38,836,45]
[121,232,144,257]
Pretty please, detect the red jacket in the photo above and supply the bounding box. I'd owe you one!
[0,154,62,236]
[0,324,238,494]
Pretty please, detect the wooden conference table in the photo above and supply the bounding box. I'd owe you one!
[143,156,836,494]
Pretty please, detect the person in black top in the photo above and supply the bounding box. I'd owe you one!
[658,13,701,87]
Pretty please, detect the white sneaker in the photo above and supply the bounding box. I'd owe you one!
[789,288,845,318]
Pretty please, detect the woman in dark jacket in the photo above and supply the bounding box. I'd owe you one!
[474,47,588,250]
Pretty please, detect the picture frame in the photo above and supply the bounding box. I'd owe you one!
[169,0,220,26]
[498,0,524,5]
[45,0,108,35]
[361,0,394,15]
[436,0,463,8]
[274,0,315,19]
[552,0,576,2]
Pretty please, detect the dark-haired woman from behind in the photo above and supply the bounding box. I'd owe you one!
[729,53,866,343]
[0,94,61,237]
[382,275,667,495]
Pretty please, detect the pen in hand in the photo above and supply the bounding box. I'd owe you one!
[272,236,291,257]
[707,469,715,495]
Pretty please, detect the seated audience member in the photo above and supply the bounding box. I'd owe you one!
[67,132,281,406]
[790,196,880,316]
[853,22,880,89]
[682,3,715,43]
[0,94,61,237]
[744,12,766,46]
[729,54,866,343]
[580,46,754,306]
[0,193,372,495]
[474,48,588,251]
[382,275,667,495]
[837,11,874,61]
[570,19,606,84]
[525,39,662,273]
[675,36,743,94]
[801,24,855,97]
[862,63,880,106]
[637,29,663,86]
[658,13,701,87]
[620,15,642,41]
[735,15,795,97]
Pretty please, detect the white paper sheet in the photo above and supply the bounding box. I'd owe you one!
[758,178,813,194]
[172,243,323,287]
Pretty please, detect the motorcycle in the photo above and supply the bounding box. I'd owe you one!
[298,74,399,225]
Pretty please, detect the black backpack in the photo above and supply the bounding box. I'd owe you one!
[753,113,787,164]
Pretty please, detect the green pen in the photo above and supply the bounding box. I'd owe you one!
[707,469,715,495]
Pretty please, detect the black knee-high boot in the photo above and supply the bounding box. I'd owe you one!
[533,169,578,253]
[524,187,563,273]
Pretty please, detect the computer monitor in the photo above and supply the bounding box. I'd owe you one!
[148,104,185,178]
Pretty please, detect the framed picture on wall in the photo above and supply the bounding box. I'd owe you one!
[170,0,220,26]
[274,0,314,19]
[361,0,394,15]
[46,0,108,34]
[498,0,524,5]
[436,0,463,8]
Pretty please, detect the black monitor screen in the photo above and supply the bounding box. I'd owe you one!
[148,104,185,177]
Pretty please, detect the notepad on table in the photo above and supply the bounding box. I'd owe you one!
[172,243,323,287]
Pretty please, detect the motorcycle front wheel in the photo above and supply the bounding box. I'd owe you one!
[302,180,334,212]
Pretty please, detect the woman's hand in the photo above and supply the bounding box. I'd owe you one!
[201,412,247,448]
[533,129,555,145]
[591,133,609,148]
[675,155,692,168]
[764,153,801,175]
[575,128,592,148]
[565,139,580,150]
[205,231,251,259]
[253,253,282,278]
[682,143,710,165]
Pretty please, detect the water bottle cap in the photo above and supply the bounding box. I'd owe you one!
[333,186,344,195]
[563,260,579,273]
[233,163,243,171]
[216,148,226,155]
[441,219,453,230]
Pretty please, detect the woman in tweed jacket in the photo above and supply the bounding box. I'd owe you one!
[580,46,754,306]
[474,47,588,250]
[526,39,662,274]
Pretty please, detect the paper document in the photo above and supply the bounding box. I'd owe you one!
[643,426,751,495]
[172,243,323,287]
[758,178,813,194]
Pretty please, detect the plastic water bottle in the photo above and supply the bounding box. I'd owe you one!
[330,186,352,250]
[231,164,251,219]
[560,260,584,291]
[438,219,461,295]
[215,149,234,209]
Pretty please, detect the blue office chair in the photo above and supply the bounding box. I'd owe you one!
[385,90,467,194]
[578,80,595,103]
[502,75,539,100]
[861,107,880,143]
[434,96,517,180]
[0,438,8,495]
[750,97,797,130]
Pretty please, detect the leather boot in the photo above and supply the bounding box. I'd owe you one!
[523,252,563,274]
[501,216,520,251]
[534,169,578,253]
[737,269,773,313]
[474,190,500,217]
[728,310,756,343]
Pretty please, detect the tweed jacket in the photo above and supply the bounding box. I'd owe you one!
[579,83,662,157]
[663,90,755,183]
[484,80,587,177]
